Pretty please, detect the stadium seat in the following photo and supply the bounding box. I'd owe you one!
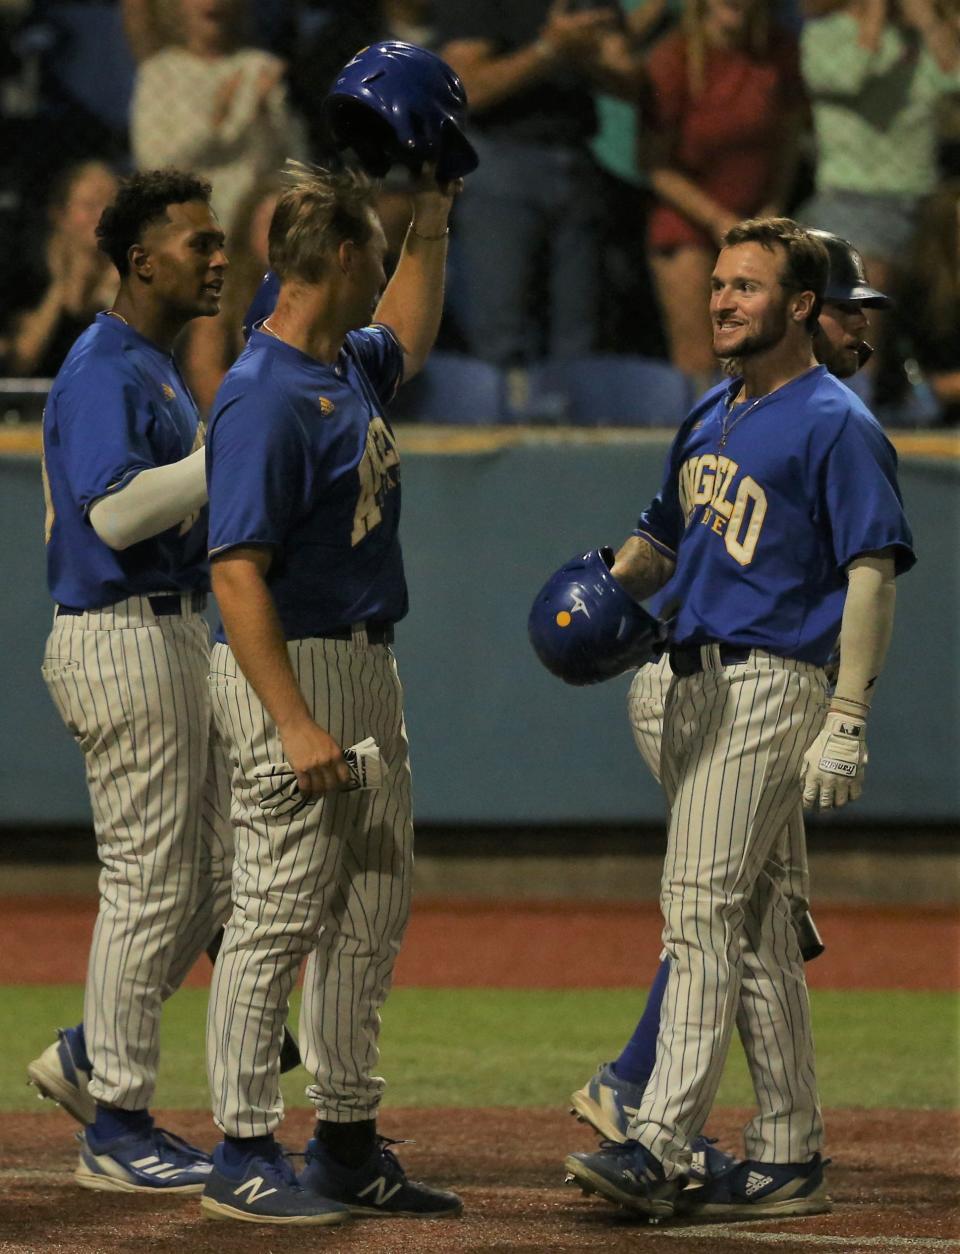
[524,355,693,426]
[394,351,509,424]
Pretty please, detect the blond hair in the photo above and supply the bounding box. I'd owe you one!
[267,160,380,284]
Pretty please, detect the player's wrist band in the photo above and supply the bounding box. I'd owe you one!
[409,224,450,242]
[828,696,870,720]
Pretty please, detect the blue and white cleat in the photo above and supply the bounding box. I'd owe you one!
[686,1135,738,1190]
[570,1062,643,1142]
[27,1026,94,1125]
[75,1125,213,1194]
[201,1142,351,1225]
[678,1152,832,1221]
[300,1136,463,1218]
[564,1139,682,1221]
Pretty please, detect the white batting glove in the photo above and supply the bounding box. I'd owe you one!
[801,711,868,810]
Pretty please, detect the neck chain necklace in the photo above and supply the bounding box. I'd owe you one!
[261,317,283,341]
[105,309,129,325]
[719,390,765,449]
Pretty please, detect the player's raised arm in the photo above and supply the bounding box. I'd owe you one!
[373,169,462,381]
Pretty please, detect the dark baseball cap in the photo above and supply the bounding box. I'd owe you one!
[808,229,892,308]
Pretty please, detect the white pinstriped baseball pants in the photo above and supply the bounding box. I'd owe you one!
[628,654,812,922]
[41,596,234,1110]
[628,648,828,1173]
[207,635,414,1139]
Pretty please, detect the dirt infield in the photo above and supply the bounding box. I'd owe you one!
[0,1107,957,1253]
[3,898,958,989]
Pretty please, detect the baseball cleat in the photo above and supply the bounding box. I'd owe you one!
[570,1061,643,1142]
[201,1142,351,1225]
[300,1135,463,1218]
[564,1140,681,1220]
[27,1025,95,1125]
[75,1124,213,1193]
[677,1151,832,1221]
[686,1135,738,1190]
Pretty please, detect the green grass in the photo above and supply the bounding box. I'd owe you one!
[5,986,957,1113]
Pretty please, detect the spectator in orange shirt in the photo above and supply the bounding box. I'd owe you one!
[642,0,806,391]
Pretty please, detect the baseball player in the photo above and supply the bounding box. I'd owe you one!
[197,160,462,1226]
[27,170,233,1193]
[564,217,914,1222]
[570,232,893,1156]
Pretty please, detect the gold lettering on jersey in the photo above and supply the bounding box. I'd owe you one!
[726,475,767,565]
[40,419,55,544]
[351,415,400,546]
[680,454,767,565]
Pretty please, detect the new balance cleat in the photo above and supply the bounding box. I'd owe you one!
[570,1062,643,1142]
[76,1125,213,1194]
[300,1136,462,1218]
[564,1140,681,1221]
[27,1026,95,1125]
[201,1142,351,1225]
[678,1151,832,1221]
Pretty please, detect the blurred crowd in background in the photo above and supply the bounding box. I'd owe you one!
[1,0,959,426]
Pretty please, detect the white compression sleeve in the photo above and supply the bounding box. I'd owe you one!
[831,552,897,716]
[89,447,208,551]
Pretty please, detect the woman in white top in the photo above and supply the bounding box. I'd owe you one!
[131,0,305,232]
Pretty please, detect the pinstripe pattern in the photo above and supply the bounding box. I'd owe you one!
[41,595,234,1109]
[627,657,811,921]
[207,634,413,1138]
[628,648,828,1176]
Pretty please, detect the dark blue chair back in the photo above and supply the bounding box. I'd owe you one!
[525,355,693,426]
[394,351,508,424]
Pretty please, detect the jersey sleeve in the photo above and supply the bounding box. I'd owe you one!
[345,324,405,407]
[634,424,690,559]
[54,363,159,515]
[819,410,916,575]
[206,385,306,558]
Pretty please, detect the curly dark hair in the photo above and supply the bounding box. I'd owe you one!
[96,168,213,275]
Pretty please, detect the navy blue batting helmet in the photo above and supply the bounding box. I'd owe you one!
[528,548,665,686]
[323,41,479,183]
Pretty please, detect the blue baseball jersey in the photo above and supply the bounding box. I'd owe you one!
[42,313,209,608]
[636,366,915,666]
[206,324,407,642]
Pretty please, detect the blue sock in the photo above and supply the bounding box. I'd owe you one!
[612,957,671,1088]
[222,1134,276,1171]
[91,1105,153,1143]
[72,1023,92,1072]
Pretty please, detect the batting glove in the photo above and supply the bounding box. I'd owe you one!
[801,711,868,810]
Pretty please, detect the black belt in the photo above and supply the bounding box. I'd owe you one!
[669,642,752,677]
[57,591,207,617]
[314,622,394,644]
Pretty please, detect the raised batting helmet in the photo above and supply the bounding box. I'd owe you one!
[323,41,479,183]
[528,548,665,686]
[808,230,892,308]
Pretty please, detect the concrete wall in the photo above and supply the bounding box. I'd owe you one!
[2,429,957,826]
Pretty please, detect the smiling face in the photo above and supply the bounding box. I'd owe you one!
[137,200,228,319]
[814,301,869,379]
[710,241,797,360]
